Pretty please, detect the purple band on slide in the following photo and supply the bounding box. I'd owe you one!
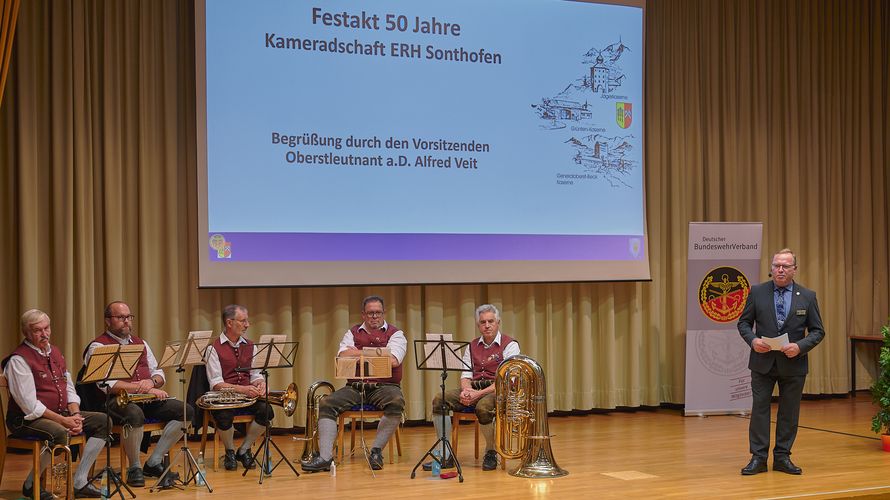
[208,232,645,262]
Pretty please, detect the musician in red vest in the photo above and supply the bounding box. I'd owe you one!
[302,295,407,473]
[203,304,272,471]
[83,301,194,487]
[423,304,519,471]
[2,309,107,499]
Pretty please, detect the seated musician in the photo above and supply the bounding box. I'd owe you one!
[424,304,519,471]
[2,309,108,499]
[203,304,272,470]
[302,295,406,472]
[83,301,194,487]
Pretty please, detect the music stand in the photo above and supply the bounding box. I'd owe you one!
[409,334,470,482]
[240,335,300,483]
[80,343,145,499]
[150,330,213,493]
[333,351,392,477]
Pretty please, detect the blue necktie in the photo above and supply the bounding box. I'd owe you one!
[775,287,787,327]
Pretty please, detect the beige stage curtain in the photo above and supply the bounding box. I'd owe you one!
[0,0,19,108]
[0,0,887,428]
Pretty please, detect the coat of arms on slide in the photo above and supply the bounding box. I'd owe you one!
[698,267,750,322]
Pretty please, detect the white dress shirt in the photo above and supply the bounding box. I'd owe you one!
[460,331,520,379]
[205,332,263,389]
[338,321,407,364]
[3,341,80,420]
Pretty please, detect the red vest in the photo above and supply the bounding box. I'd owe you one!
[92,332,152,382]
[213,336,253,386]
[469,334,516,381]
[3,343,69,418]
[349,323,402,384]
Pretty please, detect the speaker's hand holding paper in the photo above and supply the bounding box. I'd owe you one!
[761,333,789,351]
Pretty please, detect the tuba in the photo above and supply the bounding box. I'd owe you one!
[495,354,568,478]
[298,380,335,463]
[48,443,73,499]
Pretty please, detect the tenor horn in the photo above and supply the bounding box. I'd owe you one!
[197,383,300,417]
[48,443,73,499]
[299,380,335,463]
[495,354,568,478]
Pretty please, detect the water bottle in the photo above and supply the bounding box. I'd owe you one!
[329,461,336,477]
[100,470,109,500]
[196,451,206,486]
[431,449,441,477]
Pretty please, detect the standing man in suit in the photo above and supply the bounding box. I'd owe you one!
[737,248,825,475]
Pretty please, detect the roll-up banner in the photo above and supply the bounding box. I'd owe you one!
[684,222,763,416]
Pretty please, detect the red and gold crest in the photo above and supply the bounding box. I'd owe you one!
[698,266,750,322]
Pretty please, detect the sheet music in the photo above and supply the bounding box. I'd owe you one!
[183,330,213,364]
[158,341,183,368]
[422,333,466,370]
[115,345,145,378]
[254,334,287,368]
[333,355,392,379]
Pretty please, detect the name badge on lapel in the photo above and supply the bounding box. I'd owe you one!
[795,309,806,316]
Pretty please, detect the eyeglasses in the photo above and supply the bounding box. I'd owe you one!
[107,314,135,322]
[771,264,795,271]
[363,311,384,317]
[233,318,249,324]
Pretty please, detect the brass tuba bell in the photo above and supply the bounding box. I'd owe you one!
[495,354,568,478]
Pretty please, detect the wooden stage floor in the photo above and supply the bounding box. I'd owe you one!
[2,396,889,499]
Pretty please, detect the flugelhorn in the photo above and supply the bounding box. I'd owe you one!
[115,390,158,407]
[299,380,334,463]
[48,443,73,499]
[495,354,568,478]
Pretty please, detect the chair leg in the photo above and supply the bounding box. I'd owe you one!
[199,413,210,469]
[451,414,459,457]
[213,420,220,472]
[474,420,480,459]
[120,439,127,482]
[395,426,402,456]
[350,419,357,456]
[33,442,41,500]
[336,417,346,464]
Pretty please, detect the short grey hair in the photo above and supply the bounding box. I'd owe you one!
[475,304,500,323]
[21,309,50,335]
[222,304,247,323]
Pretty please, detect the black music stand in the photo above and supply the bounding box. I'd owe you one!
[333,350,393,477]
[240,335,300,483]
[409,335,470,482]
[150,331,213,493]
[80,343,144,499]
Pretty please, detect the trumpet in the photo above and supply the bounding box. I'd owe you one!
[495,354,568,478]
[298,380,334,463]
[115,390,159,407]
[49,443,73,499]
[197,383,300,417]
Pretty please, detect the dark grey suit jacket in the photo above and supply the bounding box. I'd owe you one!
[737,280,825,376]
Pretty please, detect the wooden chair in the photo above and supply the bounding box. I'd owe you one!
[199,410,255,471]
[0,374,85,500]
[336,406,401,464]
[450,406,504,469]
[451,407,480,459]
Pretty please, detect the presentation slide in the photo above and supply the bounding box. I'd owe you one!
[197,0,649,287]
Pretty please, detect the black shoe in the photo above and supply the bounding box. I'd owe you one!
[22,483,54,500]
[224,449,238,471]
[482,450,498,471]
[126,466,145,487]
[741,457,768,475]
[773,457,802,475]
[74,483,103,498]
[142,461,169,478]
[422,455,455,471]
[236,449,257,470]
[301,455,333,472]
[369,447,384,470]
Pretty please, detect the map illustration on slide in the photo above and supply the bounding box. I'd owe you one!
[532,38,637,187]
